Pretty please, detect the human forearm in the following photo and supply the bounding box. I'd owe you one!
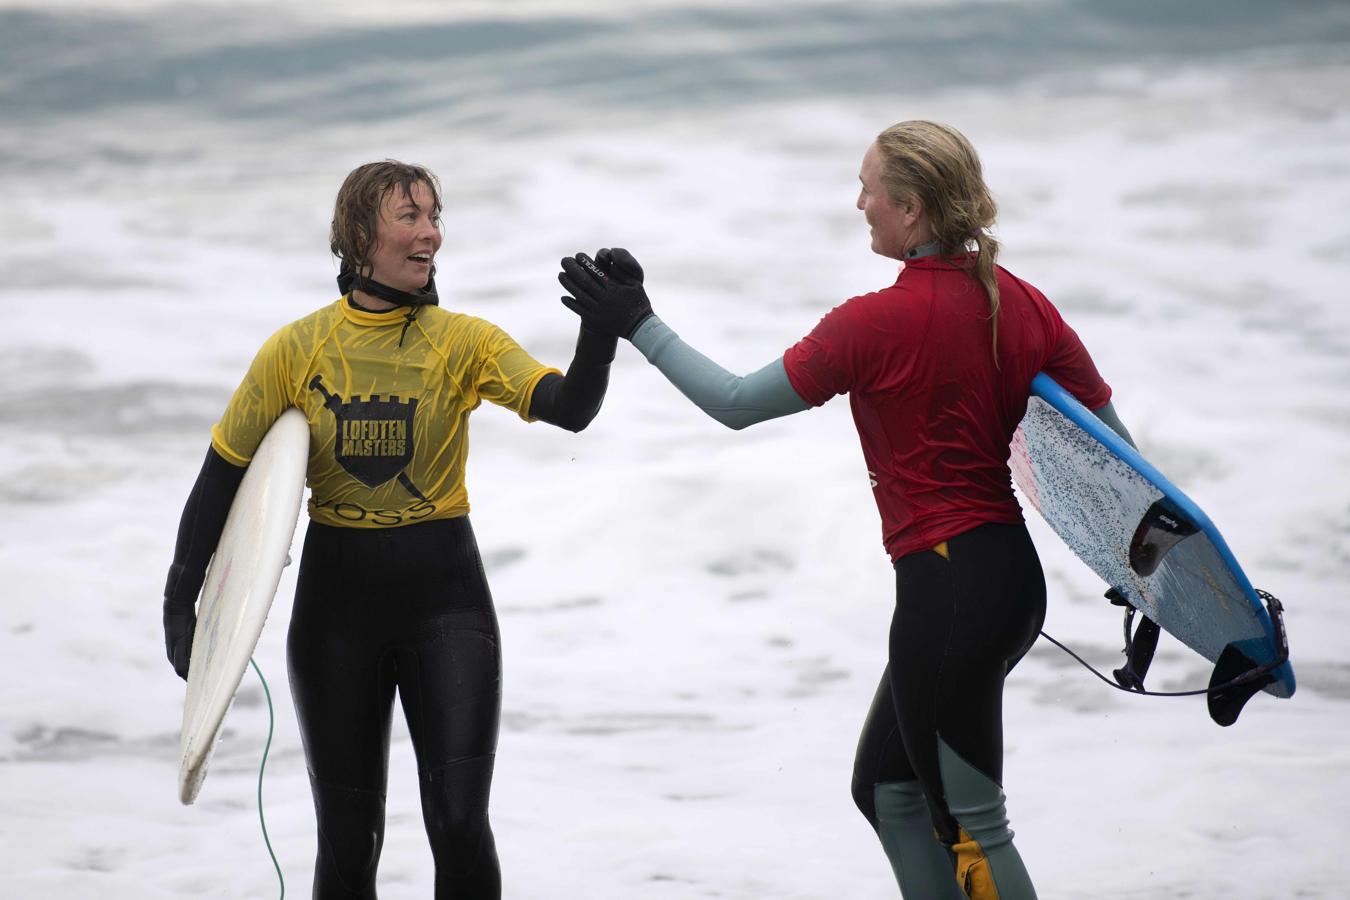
[631,315,808,430]
[163,446,246,678]
[528,325,618,432]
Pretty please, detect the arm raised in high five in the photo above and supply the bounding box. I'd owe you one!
[559,248,808,430]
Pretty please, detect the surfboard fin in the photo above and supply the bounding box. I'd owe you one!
[1111,603,1161,693]
[1208,645,1273,726]
[1207,592,1289,726]
[1129,498,1199,577]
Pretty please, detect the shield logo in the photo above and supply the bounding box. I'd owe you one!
[310,375,418,488]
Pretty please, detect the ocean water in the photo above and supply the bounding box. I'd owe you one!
[2,1,1349,897]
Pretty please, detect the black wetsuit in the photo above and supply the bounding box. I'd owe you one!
[851,522,1047,841]
[290,516,502,897]
[164,316,614,900]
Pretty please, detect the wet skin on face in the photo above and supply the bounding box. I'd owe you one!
[358,180,443,309]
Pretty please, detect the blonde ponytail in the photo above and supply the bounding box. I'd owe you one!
[971,231,1001,364]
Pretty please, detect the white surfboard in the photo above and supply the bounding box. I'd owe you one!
[179,408,310,804]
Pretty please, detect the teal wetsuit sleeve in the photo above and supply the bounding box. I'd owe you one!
[1091,400,1136,449]
[630,315,810,430]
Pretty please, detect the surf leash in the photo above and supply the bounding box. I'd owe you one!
[249,657,286,899]
[1039,589,1289,722]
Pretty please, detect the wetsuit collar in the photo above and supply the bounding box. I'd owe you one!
[903,239,944,260]
[336,262,440,309]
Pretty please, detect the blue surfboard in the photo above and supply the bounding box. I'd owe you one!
[1010,374,1293,721]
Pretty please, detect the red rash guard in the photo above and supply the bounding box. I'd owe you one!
[783,255,1110,562]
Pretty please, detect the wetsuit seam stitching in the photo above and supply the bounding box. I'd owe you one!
[929,553,962,844]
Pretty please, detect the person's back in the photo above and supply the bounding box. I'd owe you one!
[784,255,1110,560]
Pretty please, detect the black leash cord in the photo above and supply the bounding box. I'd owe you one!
[1038,630,1281,698]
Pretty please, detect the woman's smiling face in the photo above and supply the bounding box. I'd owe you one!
[368,180,442,292]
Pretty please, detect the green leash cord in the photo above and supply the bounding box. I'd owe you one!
[249,657,286,899]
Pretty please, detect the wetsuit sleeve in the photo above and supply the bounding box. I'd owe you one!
[628,315,809,430]
[1091,400,1136,449]
[163,446,247,608]
[527,325,617,432]
[472,321,563,421]
[212,328,299,465]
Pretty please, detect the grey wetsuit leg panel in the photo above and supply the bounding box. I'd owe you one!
[875,781,967,899]
[939,737,1038,900]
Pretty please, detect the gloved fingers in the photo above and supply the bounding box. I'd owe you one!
[172,635,192,680]
[560,255,606,292]
[607,247,644,281]
[595,248,613,271]
[164,609,196,680]
[573,252,609,284]
[559,293,599,321]
[558,265,604,304]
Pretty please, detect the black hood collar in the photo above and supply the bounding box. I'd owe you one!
[337,262,439,308]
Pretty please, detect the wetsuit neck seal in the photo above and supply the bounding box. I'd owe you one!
[903,239,944,260]
[337,263,440,309]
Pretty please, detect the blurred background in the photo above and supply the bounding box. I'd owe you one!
[2,0,1348,897]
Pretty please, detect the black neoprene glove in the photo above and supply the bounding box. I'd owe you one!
[558,247,654,340]
[163,590,196,680]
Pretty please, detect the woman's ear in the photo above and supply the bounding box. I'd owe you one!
[900,195,924,226]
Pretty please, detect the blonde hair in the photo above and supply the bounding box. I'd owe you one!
[875,121,1002,363]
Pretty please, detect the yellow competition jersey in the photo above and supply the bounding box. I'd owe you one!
[211,297,561,527]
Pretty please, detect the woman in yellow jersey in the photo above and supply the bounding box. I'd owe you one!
[162,161,616,899]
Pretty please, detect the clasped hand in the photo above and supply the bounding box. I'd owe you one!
[557,247,654,339]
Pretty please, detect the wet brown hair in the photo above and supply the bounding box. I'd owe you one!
[329,160,442,280]
[875,121,1002,363]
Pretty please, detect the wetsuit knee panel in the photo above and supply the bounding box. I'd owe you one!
[937,738,1011,847]
[851,773,879,825]
[873,781,968,900]
[874,780,930,822]
[418,754,498,875]
[937,739,1038,900]
[310,775,386,894]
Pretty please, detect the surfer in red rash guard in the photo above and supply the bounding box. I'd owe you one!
[162,161,617,899]
[558,121,1134,900]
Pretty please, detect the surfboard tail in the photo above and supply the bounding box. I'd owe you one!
[179,748,210,805]
[1207,592,1291,726]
